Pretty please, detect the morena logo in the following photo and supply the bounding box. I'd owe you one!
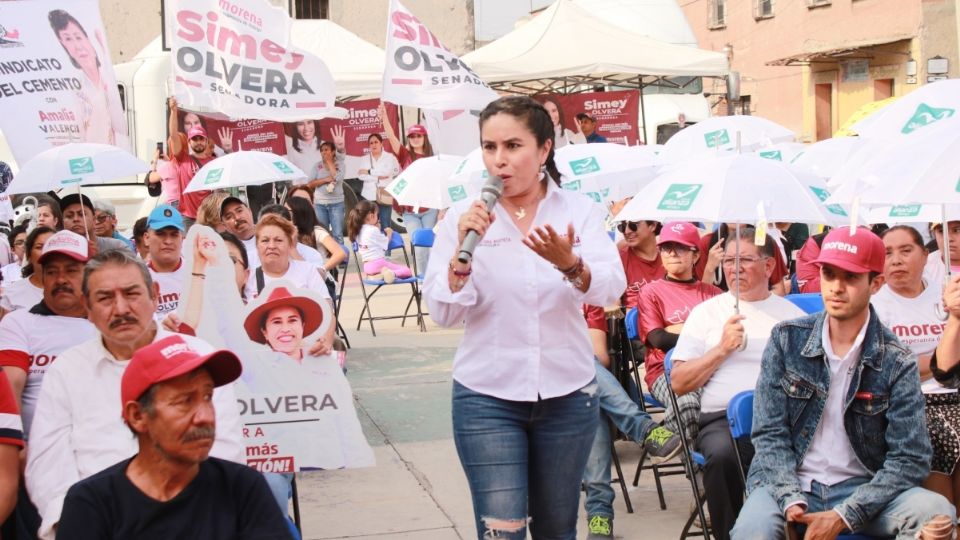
[821,241,858,254]
[670,223,686,234]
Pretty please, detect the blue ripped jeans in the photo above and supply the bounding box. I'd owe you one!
[732,478,955,540]
[452,378,599,540]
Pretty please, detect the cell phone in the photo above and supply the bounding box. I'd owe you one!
[156,142,163,153]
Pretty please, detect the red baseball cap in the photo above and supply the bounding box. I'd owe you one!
[657,221,700,249]
[121,335,242,404]
[406,124,427,136]
[187,125,207,140]
[812,226,885,274]
[38,230,89,264]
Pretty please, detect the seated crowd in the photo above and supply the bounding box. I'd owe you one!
[2,169,960,540]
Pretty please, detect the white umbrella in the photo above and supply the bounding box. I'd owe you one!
[183,151,307,194]
[6,143,150,195]
[658,115,795,164]
[825,116,960,206]
[850,78,960,139]
[385,155,485,209]
[617,153,838,324]
[752,142,806,164]
[451,147,485,182]
[555,143,659,203]
[615,153,844,225]
[790,137,869,182]
[866,203,960,225]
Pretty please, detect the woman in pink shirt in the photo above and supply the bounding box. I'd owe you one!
[639,222,722,441]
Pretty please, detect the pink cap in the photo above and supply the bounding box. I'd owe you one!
[187,125,207,139]
[38,230,88,264]
[657,221,700,249]
[406,124,427,136]
[812,226,885,274]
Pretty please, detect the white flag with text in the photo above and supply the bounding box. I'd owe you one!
[382,0,497,110]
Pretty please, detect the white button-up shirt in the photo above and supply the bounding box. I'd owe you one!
[797,317,872,492]
[424,181,625,401]
[26,329,244,540]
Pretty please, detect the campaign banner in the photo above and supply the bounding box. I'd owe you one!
[178,226,375,472]
[168,0,342,122]
[0,0,130,166]
[383,0,497,110]
[535,91,641,146]
[175,110,285,156]
[313,99,400,179]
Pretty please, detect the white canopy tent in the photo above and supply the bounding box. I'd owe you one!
[462,0,729,87]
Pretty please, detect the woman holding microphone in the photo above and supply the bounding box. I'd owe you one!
[424,96,625,539]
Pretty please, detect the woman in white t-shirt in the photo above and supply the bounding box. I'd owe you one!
[245,214,332,303]
[0,226,55,317]
[872,225,960,506]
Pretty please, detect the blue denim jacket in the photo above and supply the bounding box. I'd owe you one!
[747,307,931,531]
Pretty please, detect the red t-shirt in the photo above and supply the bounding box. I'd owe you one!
[0,369,24,448]
[620,247,666,310]
[638,278,722,388]
[583,305,607,332]
[169,133,214,219]
[796,235,822,294]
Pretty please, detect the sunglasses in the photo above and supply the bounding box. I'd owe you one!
[617,222,640,233]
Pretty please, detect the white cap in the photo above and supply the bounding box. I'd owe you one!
[38,230,89,264]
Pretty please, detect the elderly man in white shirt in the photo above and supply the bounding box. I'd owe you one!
[26,249,243,540]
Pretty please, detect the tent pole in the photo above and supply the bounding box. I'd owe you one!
[638,76,648,145]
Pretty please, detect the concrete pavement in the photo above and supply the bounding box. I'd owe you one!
[294,268,702,539]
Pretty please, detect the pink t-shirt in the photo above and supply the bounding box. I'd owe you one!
[156,160,180,206]
[638,278,722,388]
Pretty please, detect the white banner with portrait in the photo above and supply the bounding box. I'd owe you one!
[0,0,129,166]
[382,0,497,111]
[167,0,344,123]
[177,226,375,472]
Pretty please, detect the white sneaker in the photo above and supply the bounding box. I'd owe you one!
[381,268,396,284]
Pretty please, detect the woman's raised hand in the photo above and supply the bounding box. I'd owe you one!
[522,223,578,269]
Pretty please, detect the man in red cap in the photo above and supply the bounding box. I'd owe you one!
[734,226,956,539]
[55,335,292,539]
[167,97,214,230]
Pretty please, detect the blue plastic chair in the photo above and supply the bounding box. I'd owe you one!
[726,390,754,483]
[410,229,435,281]
[785,293,824,314]
[664,350,710,538]
[351,233,425,336]
[625,307,667,409]
[608,230,616,241]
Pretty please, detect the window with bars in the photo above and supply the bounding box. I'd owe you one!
[754,0,773,19]
[709,0,726,29]
[295,0,329,19]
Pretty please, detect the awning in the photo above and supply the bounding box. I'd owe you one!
[766,35,913,66]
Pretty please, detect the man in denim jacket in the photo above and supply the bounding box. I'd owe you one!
[733,227,955,540]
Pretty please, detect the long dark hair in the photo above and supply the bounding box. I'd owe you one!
[48,10,100,70]
[23,226,56,278]
[286,197,331,248]
[35,195,63,231]
[287,121,322,153]
[347,200,378,242]
[538,95,567,131]
[407,133,434,159]
[479,96,562,186]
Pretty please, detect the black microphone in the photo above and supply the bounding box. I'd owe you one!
[457,175,504,264]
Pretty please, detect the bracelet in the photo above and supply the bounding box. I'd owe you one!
[556,256,583,277]
[449,261,472,277]
[191,272,206,278]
